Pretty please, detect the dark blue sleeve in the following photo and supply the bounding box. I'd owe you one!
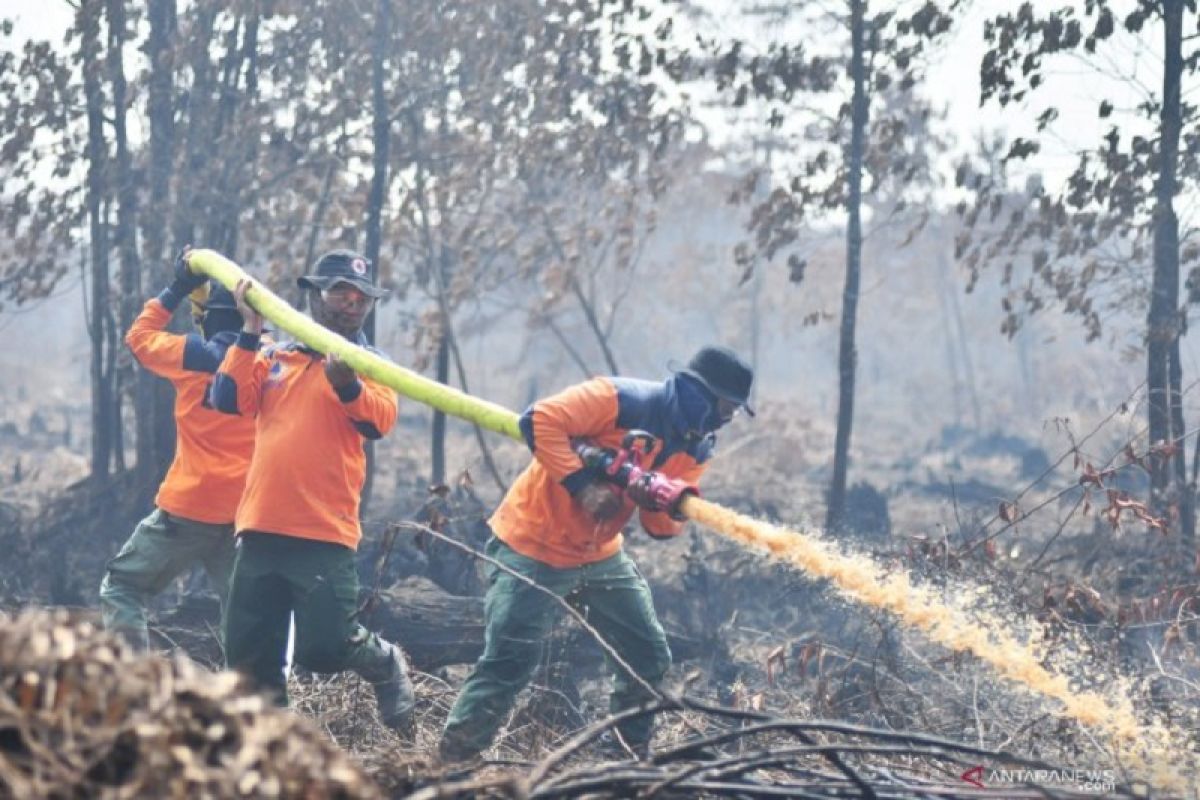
[561,468,594,496]
[157,285,186,312]
[518,405,536,451]
[351,420,385,440]
[334,377,384,438]
[612,378,658,433]
[209,373,240,414]
[181,335,225,373]
[519,399,589,491]
[335,379,363,403]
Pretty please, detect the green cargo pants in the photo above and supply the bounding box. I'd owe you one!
[223,531,395,705]
[99,507,236,650]
[441,537,672,757]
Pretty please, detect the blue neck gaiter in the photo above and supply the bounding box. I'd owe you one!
[673,374,719,439]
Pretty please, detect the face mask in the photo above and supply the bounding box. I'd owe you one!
[202,309,242,340]
[675,374,720,439]
[700,401,724,434]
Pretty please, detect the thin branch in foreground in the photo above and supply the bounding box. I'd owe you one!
[391,520,662,701]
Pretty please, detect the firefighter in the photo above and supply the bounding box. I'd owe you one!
[211,250,415,731]
[100,252,255,650]
[438,346,754,761]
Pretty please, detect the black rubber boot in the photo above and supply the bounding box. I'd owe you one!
[362,641,416,733]
[436,734,483,765]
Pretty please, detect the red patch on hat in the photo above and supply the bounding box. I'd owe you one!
[351,258,367,275]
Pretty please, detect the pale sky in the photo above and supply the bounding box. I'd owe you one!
[0,1,1186,203]
[677,1,1170,188]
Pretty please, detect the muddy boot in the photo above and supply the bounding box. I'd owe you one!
[437,733,483,765]
[360,641,416,733]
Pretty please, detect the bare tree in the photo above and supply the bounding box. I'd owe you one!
[701,0,960,532]
[80,0,116,478]
[964,0,1200,544]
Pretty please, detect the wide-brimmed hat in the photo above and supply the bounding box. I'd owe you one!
[669,345,755,417]
[297,249,389,298]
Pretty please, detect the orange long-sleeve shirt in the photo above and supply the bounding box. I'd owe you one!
[125,295,257,524]
[492,377,711,568]
[211,332,398,550]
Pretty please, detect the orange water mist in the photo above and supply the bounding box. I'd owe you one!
[682,496,1196,794]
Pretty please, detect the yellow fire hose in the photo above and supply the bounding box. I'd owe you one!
[186,249,1189,791]
[187,249,522,442]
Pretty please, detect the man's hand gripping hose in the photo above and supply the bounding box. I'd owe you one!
[572,431,698,521]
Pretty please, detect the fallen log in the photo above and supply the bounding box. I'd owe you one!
[367,576,710,671]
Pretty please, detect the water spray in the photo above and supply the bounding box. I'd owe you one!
[187,249,1195,794]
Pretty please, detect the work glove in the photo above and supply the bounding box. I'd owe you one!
[169,246,206,295]
[323,352,358,390]
[625,471,698,521]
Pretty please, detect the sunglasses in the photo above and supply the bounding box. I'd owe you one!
[320,286,375,312]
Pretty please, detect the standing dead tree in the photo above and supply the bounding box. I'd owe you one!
[961,0,1200,548]
[693,0,962,532]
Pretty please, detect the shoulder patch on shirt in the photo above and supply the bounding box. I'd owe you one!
[264,359,288,389]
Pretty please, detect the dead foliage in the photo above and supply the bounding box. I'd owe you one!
[0,608,377,799]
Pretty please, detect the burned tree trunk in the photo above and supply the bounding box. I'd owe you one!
[1147,1,1182,498]
[105,0,147,480]
[826,0,868,533]
[142,0,179,481]
[361,0,392,512]
[170,4,217,252]
[80,0,115,480]
[1149,0,1192,546]
[363,0,390,348]
[430,336,450,486]
[204,10,259,256]
[142,0,175,273]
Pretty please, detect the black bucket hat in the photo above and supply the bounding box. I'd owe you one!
[670,346,756,417]
[297,249,389,299]
[197,281,243,339]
